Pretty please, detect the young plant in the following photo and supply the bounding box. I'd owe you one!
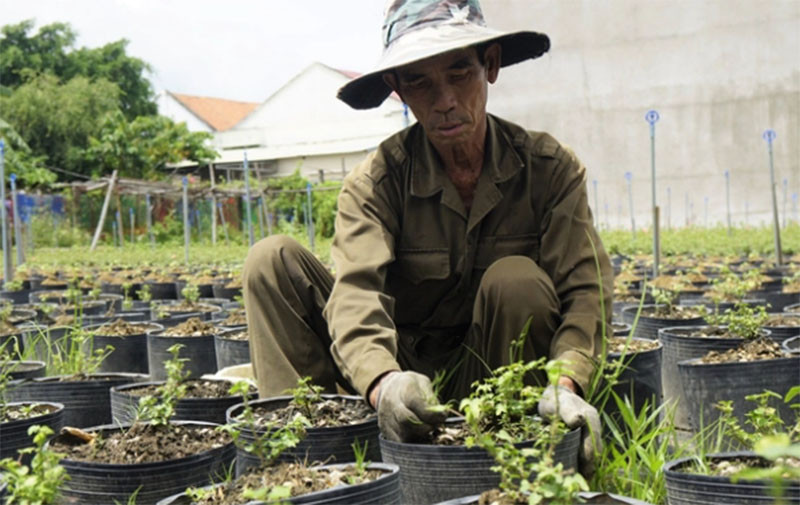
[136,283,152,303]
[347,439,371,485]
[181,283,200,304]
[45,327,113,377]
[219,380,310,468]
[286,376,324,418]
[121,282,134,311]
[705,303,769,339]
[732,433,800,503]
[0,425,69,505]
[136,344,189,427]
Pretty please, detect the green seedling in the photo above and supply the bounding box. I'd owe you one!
[136,283,152,303]
[0,425,69,505]
[45,326,113,377]
[732,434,800,504]
[181,283,200,304]
[219,380,310,468]
[705,303,769,339]
[121,282,133,311]
[136,344,188,427]
[286,376,324,419]
[347,439,371,485]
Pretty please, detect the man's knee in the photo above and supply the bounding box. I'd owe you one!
[479,256,559,311]
[243,234,302,289]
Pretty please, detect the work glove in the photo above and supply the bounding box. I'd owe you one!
[538,384,603,478]
[377,371,448,443]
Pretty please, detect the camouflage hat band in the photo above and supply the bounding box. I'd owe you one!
[338,0,550,110]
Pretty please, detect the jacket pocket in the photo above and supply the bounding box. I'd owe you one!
[394,248,451,284]
[474,234,540,269]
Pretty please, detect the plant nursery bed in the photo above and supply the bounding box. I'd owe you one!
[122,379,255,399]
[249,396,373,428]
[699,338,786,364]
[607,337,660,354]
[190,462,386,505]
[0,402,59,422]
[161,318,218,337]
[92,319,157,336]
[51,423,230,464]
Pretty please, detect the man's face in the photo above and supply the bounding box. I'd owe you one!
[385,45,500,151]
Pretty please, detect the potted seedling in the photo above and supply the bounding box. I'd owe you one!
[151,284,221,324]
[159,380,399,505]
[47,344,236,505]
[87,318,165,374]
[214,324,251,369]
[0,425,68,504]
[621,286,706,341]
[148,316,220,380]
[664,388,800,505]
[226,376,380,475]
[677,305,798,432]
[761,311,800,343]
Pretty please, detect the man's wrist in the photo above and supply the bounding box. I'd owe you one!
[368,370,399,409]
[557,375,578,394]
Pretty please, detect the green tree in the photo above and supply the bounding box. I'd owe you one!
[0,19,156,118]
[85,112,218,179]
[0,73,120,178]
[0,117,56,186]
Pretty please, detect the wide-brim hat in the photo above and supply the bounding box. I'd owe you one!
[337,0,550,110]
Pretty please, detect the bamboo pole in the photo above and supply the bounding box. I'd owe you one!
[90,170,118,251]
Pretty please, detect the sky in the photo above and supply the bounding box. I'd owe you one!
[1,0,386,103]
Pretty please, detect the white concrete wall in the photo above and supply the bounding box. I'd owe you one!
[276,151,372,182]
[483,0,799,229]
[156,92,214,133]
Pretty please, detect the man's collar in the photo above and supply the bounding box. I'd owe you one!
[410,114,524,197]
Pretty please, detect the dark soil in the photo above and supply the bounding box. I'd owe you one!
[607,337,660,354]
[219,329,247,341]
[430,422,471,446]
[680,326,741,339]
[764,314,800,327]
[50,423,231,464]
[699,338,787,364]
[122,379,256,399]
[1,402,59,423]
[161,317,218,337]
[220,311,247,327]
[479,489,632,505]
[789,305,800,313]
[223,278,242,289]
[244,397,374,429]
[641,305,705,320]
[685,455,799,478]
[0,320,20,336]
[159,301,218,314]
[92,319,158,336]
[191,462,385,504]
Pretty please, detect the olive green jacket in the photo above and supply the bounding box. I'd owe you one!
[323,114,613,397]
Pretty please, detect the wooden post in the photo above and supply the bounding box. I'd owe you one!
[129,207,135,244]
[90,170,118,251]
[261,192,272,236]
[115,191,124,247]
[218,201,229,245]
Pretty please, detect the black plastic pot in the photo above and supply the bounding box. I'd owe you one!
[148,333,217,380]
[99,293,124,311]
[0,288,31,304]
[8,307,37,326]
[212,281,242,301]
[0,330,26,358]
[622,305,706,341]
[379,420,581,505]
[605,338,663,419]
[678,354,800,433]
[783,335,800,355]
[54,421,236,505]
[111,379,254,425]
[0,401,64,462]
[784,302,800,312]
[435,491,653,505]
[664,451,800,504]
[155,462,401,505]
[144,281,178,300]
[214,326,251,369]
[226,395,381,476]
[151,311,202,328]
[762,313,800,342]
[81,311,150,327]
[88,322,164,374]
[750,290,800,313]
[658,325,749,430]
[20,324,74,362]
[1,360,46,380]
[5,373,147,428]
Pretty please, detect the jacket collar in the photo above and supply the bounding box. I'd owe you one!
[410,114,524,198]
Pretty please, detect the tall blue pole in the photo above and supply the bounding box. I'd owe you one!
[763,129,782,265]
[243,152,254,247]
[10,174,23,265]
[646,109,660,278]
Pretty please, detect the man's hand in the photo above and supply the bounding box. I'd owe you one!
[538,383,603,477]
[374,371,447,442]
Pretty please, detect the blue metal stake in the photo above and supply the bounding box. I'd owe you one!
[624,171,635,238]
[10,174,23,265]
[115,210,123,247]
[724,171,732,235]
[129,207,135,244]
[762,129,782,265]
[112,220,118,247]
[243,152,254,247]
[0,141,11,284]
[646,109,660,277]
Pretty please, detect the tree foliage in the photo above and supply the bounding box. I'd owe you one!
[0,73,120,178]
[85,112,218,179]
[0,118,55,186]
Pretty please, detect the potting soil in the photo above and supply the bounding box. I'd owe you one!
[699,338,787,364]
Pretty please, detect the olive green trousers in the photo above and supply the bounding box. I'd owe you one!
[243,235,560,401]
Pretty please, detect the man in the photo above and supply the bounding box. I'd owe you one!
[243,0,613,476]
